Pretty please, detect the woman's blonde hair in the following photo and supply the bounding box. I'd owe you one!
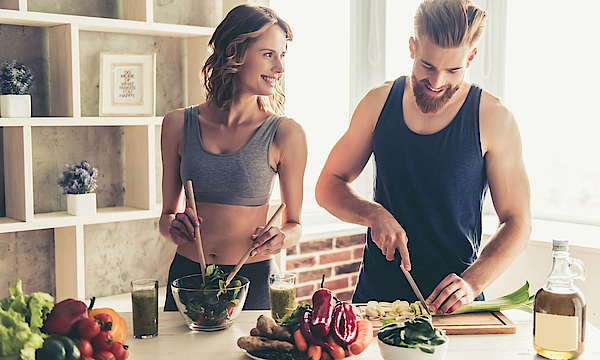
[202,4,293,114]
[414,0,487,48]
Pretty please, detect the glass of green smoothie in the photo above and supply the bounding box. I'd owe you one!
[131,279,158,339]
[269,273,296,323]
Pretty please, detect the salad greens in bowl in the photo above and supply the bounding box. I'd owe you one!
[377,316,449,360]
[171,265,249,331]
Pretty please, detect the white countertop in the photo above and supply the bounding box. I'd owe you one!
[121,309,600,359]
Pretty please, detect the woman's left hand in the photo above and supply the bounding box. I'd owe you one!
[250,226,286,257]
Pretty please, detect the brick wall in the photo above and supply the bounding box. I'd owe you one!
[284,233,367,304]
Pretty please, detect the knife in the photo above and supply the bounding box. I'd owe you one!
[395,250,432,316]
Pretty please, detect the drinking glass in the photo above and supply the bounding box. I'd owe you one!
[131,279,158,339]
[269,273,296,322]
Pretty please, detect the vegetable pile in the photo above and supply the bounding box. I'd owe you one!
[177,265,241,327]
[41,296,129,360]
[239,275,374,360]
[0,279,54,360]
[377,316,448,354]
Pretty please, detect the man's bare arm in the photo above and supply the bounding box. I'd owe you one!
[315,82,413,270]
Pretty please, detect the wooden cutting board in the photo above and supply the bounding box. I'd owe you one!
[357,306,516,335]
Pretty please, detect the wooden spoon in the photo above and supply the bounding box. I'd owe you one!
[184,180,207,284]
[222,203,286,290]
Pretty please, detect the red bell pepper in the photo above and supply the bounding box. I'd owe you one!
[300,309,334,353]
[42,298,90,336]
[332,301,358,345]
[310,275,334,338]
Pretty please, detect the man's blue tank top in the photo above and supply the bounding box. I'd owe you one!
[353,76,488,303]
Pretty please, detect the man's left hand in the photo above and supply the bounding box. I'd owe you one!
[425,273,476,314]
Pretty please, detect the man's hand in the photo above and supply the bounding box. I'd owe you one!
[250,226,286,257]
[370,209,411,271]
[426,273,476,314]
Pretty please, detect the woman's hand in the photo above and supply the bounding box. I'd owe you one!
[250,226,286,257]
[168,207,202,246]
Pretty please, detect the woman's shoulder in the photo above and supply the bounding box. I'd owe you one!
[162,107,186,127]
[272,115,307,153]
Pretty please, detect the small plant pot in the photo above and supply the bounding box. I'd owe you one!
[0,94,31,118]
[67,193,96,216]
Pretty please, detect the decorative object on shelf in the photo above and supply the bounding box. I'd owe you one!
[0,60,34,118]
[58,160,99,216]
[99,53,156,117]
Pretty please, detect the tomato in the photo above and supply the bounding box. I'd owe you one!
[78,317,102,340]
[91,331,114,351]
[76,339,94,357]
[94,313,114,331]
[225,301,236,316]
[88,307,127,344]
[93,350,116,360]
[108,341,129,360]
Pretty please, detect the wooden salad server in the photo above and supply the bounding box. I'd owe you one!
[221,203,286,292]
[185,180,207,284]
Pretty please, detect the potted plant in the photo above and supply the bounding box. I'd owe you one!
[58,161,99,216]
[0,60,34,118]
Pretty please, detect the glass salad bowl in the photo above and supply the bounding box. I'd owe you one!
[171,273,249,331]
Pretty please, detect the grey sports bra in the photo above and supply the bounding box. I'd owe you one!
[179,105,284,206]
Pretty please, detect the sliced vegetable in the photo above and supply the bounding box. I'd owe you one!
[452,281,532,314]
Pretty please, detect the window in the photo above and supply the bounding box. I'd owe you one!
[505,0,600,224]
[270,0,351,216]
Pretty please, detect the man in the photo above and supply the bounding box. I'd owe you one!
[315,0,531,315]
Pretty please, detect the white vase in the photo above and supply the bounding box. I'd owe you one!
[67,193,97,216]
[0,94,31,118]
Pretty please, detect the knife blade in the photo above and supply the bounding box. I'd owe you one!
[395,250,432,316]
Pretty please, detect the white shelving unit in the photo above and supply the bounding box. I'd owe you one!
[0,0,244,302]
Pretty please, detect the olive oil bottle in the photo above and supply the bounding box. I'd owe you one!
[534,240,586,359]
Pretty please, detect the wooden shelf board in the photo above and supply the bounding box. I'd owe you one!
[0,9,214,37]
[0,207,161,233]
[0,116,164,126]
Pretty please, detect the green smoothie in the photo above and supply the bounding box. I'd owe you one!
[132,289,158,338]
[269,285,296,322]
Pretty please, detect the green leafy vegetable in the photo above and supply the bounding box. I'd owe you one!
[0,279,54,360]
[378,316,448,354]
[280,302,311,333]
[452,281,533,314]
[179,265,243,327]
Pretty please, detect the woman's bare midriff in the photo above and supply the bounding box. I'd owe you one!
[175,201,273,265]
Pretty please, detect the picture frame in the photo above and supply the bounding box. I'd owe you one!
[99,53,156,117]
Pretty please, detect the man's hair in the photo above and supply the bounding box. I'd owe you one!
[414,0,487,48]
[202,4,293,114]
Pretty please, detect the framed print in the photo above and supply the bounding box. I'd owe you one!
[99,53,156,116]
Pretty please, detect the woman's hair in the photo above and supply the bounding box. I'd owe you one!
[202,4,293,114]
[414,0,487,49]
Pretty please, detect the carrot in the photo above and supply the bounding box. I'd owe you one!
[348,319,373,355]
[325,334,346,360]
[294,329,308,353]
[320,351,331,360]
[308,344,322,360]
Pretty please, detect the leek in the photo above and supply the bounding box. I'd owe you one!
[452,281,533,314]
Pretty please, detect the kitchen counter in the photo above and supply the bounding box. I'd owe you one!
[123,309,600,359]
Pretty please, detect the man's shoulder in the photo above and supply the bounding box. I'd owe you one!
[478,89,513,125]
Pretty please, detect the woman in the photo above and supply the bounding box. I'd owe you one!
[159,4,307,311]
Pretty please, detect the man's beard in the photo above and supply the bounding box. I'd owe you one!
[411,74,460,114]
